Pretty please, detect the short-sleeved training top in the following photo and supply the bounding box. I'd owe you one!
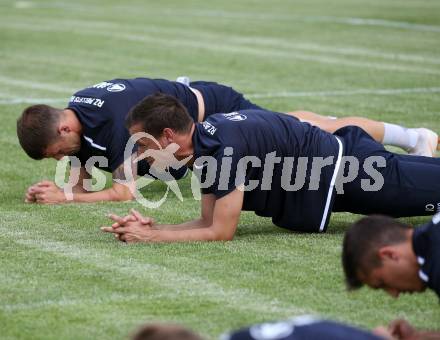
[413,213,440,298]
[67,78,260,176]
[225,317,381,340]
[67,78,200,175]
[192,109,344,233]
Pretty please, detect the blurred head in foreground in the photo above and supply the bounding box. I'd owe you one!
[131,317,391,340]
[131,323,203,340]
[342,215,431,298]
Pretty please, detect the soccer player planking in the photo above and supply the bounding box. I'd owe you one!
[101,93,440,243]
[17,77,438,204]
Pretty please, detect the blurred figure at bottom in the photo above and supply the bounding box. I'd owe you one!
[131,316,440,340]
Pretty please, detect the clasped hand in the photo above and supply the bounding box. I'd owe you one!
[25,181,66,204]
[101,209,155,243]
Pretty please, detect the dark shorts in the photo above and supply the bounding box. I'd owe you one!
[190,81,263,118]
[332,126,440,217]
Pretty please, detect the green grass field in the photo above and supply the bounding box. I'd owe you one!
[1,0,440,339]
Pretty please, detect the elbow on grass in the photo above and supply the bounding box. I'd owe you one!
[208,228,235,242]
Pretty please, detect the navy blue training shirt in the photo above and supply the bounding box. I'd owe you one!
[192,110,344,233]
[67,78,200,175]
[66,78,261,177]
[413,213,440,298]
[224,317,381,340]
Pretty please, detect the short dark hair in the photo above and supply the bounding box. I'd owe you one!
[342,215,410,290]
[126,93,193,138]
[16,104,62,159]
[131,324,203,340]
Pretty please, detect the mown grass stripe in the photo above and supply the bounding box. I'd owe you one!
[0,228,311,317]
[247,87,440,99]
[1,21,439,76]
[9,2,440,32]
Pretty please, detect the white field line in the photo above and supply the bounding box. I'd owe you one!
[247,87,440,99]
[97,32,440,76]
[3,18,440,67]
[169,10,440,33]
[18,32,440,66]
[0,91,67,105]
[1,86,439,106]
[11,2,440,33]
[224,37,440,66]
[0,231,308,316]
[303,16,440,33]
[0,76,75,94]
[0,97,66,105]
[1,293,159,313]
[1,21,439,75]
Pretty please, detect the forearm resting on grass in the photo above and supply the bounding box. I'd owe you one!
[102,189,244,243]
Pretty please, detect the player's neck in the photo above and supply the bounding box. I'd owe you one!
[406,229,416,258]
[62,109,83,134]
[404,229,419,268]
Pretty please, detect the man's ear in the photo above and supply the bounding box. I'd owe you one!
[58,124,71,135]
[378,246,399,262]
[163,128,175,143]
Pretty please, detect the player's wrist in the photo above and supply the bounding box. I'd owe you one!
[62,188,74,202]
